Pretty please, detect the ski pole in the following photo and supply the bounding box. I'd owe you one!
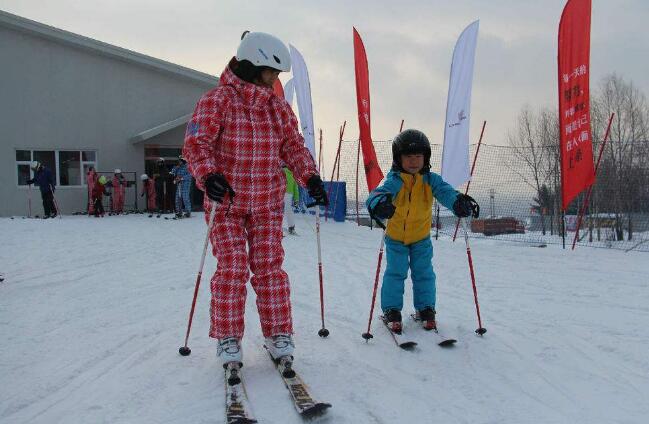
[460,218,486,335]
[362,218,387,341]
[49,185,61,218]
[307,201,329,337]
[179,203,218,356]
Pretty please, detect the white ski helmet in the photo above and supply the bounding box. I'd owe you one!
[236,31,291,72]
[30,161,40,170]
[140,174,149,181]
[114,169,121,174]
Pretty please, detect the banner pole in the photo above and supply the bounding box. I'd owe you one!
[355,139,361,225]
[326,121,345,222]
[571,112,614,250]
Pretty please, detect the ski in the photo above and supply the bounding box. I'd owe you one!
[266,349,331,418]
[224,363,257,424]
[410,314,457,347]
[380,315,417,350]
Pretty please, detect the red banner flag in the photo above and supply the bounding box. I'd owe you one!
[558,0,595,210]
[353,27,384,192]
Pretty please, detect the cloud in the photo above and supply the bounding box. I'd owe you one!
[1,0,648,161]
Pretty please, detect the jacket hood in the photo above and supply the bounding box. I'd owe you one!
[220,57,274,106]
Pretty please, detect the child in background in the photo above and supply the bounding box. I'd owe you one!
[283,166,299,235]
[111,169,126,214]
[140,174,157,213]
[86,167,97,216]
[366,129,479,331]
[92,175,110,217]
[170,156,192,218]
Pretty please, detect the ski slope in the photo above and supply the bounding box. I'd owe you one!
[1,214,648,424]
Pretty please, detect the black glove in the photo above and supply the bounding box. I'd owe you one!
[204,173,235,203]
[370,194,396,220]
[306,175,328,206]
[26,179,34,185]
[453,193,480,218]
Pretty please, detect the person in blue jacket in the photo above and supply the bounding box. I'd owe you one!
[170,155,193,218]
[26,161,58,219]
[366,129,479,332]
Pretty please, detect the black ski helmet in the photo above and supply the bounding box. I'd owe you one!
[391,129,431,173]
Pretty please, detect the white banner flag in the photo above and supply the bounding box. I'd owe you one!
[284,78,295,107]
[441,20,479,188]
[289,45,316,160]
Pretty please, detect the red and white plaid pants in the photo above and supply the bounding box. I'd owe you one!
[207,207,292,339]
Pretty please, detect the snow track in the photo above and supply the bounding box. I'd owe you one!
[1,215,648,423]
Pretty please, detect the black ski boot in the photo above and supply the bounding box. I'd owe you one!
[384,309,402,333]
[416,307,436,331]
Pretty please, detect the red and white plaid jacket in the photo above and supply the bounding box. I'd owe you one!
[183,58,317,213]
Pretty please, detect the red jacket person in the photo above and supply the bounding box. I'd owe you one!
[183,31,328,368]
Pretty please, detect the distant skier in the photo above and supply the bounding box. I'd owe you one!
[170,156,192,218]
[140,174,157,213]
[154,158,171,213]
[283,166,299,235]
[92,175,110,217]
[366,129,479,331]
[86,166,97,215]
[26,161,57,219]
[183,31,328,368]
[111,169,127,214]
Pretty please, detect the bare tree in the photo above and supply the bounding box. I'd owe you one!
[507,106,555,234]
[591,74,649,241]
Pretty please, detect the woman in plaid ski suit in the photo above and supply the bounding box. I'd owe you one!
[182,31,328,366]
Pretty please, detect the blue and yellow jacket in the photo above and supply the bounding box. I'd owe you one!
[366,170,459,245]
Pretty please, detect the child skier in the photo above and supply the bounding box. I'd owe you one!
[366,129,479,331]
[140,174,157,213]
[86,166,97,216]
[170,156,192,218]
[182,31,328,368]
[92,175,110,217]
[283,166,299,235]
[111,169,127,214]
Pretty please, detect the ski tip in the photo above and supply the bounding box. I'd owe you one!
[399,341,418,350]
[300,402,332,419]
[438,339,457,347]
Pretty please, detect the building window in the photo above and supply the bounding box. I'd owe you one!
[59,151,80,186]
[15,150,97,187]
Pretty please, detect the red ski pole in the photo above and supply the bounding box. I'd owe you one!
[306,200,330,338]
[362,226,386,341]
[179,203,218,356]
[460,219,486,335]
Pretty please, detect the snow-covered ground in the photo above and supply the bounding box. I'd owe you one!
[1,213,648,424]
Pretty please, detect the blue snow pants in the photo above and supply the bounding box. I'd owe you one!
[175,181,192,213]
[381,236,436,313]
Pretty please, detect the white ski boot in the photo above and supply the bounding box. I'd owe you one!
[265,334,295,378]
[217,337,242,368]
[265,334,295,360]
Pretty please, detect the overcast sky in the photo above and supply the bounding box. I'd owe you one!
[2,0,648,164]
